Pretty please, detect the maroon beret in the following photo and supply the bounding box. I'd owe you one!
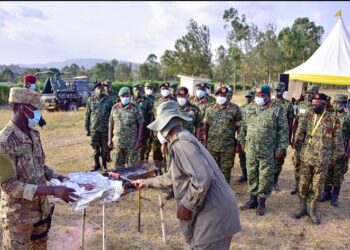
[23,74,37,83]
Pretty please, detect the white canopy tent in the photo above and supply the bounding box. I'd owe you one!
[284,17,350,100]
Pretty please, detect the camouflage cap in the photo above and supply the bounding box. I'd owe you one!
[8,87,46,110]
[176,86,188,95]
[245,89,255,98]
[160,81,171,88]
[170,82,178,88]
[334,94,348,102]
[256,85,271,95]
[312,93,328,102]
[215,86,229,95]
[273,82,285,91]
[195,82,207,89]
[305,85,319,94]
[145,82,153,88]
[118,86,130,96]
[132,82,143,89]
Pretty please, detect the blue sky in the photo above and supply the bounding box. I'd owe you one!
[0,1,349,65]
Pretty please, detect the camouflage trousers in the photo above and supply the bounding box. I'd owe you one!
[114,146,138,168]
[90,131,109,160]
[292,150,301,186]
[138,137,150,161]
[209,150,235,184]
[274,150,287,181]
[151,134,165,168]
[325,158,349,186]
[238,151,246,172]
[298,160,328,201]
[246,153,275,198]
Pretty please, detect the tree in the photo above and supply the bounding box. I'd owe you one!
[114,63,132,81]
[0,68,16,83]
[139,53,161,80]
[213,45,231,83]
[161,19,212,77]
[89,63,115,82]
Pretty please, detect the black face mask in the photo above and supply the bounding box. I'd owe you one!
[38,117,47,128]
[313,104,324,114]
[276,91,283,98]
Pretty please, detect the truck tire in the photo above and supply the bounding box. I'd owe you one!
[67,102,79,112]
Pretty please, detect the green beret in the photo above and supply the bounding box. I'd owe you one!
[334,94,348,102]
[177,86,188,95]
[256,84,271,95]
[273,82,285,91]
[245,90,255,98]
[170,83,178,88]
[118,86,130,96]
[305,85,319,94]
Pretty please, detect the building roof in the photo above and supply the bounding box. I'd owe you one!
[177,75,211,81]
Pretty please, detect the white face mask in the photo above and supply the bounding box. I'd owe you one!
[161,89,170,97]
[29,84,37,91]
[24,106,42,128]
[145,89,153,96]
[216,96,227,105]
[255,96,265,106]
[196,90,205,98]
[177,97,187,106]
[157,131,167,144]
[120,97,130,105]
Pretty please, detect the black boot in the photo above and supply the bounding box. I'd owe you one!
[102,158,108,170]
[320,185,332,202]
[331,186,341,207]
[90,155,101,172]
[256,197,266,216]
[240,195,258,210]
[165,190,174,200]
[309,200,321,225]
[273,174,280,191]
[292,198,307,219]
[290,185,298,195]
[238,169,247,183]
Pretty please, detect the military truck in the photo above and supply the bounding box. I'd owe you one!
[37,71,94,111]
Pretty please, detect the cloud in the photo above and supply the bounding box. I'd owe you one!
[20,7,48,20]
[0,8,10,27]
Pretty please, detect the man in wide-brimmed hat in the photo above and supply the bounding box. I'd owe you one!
[132,100,241,250]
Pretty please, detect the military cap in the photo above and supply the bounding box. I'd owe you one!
[145,82,153,87]
[160,81,171,88]
[8,87,46,110]
[312,93,328,101]
[215,86,229,95]
[176,86,188,95]
[195,82,207,89]
[255,85,271,95]
[23,74,36,83]
[334,94,348,102]
[273,82,285,91]
[132,82,143,89]
[245,89,255,98]
[305,85,319,94]
[118,86,130,96]
[170,83,178,88]
[94,82,103,89]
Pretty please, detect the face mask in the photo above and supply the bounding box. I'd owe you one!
[145,89,153,96]
[161,89,170,97]
[335,106,344,112]
[29,84,37,91]
[23,106,42,128]
[255,97,265,106]
[120,97,130,105]
[276,91,283,98]
[157,131,167,144]
[313,104,324,114]
[196,90,205,98]
[177,97,187,106]
[216,96,227,105]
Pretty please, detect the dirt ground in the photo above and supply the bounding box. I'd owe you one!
[0,89,349,249]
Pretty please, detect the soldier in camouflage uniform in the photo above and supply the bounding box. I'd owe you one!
[84,82,114,171]
[170,82,178,101]
[320,94,350,207]
[271,82,295,191]
[131,82,153,161]
[176,86,201,136]
[144,82,156,160]
[108,87,144,168]
[151,82,174,168]
[290,85,319,195]
[0,87,78,250]
[292,93,343,224]
[104,80,118,104]
[203,86,242,184]
[23,74,38,91]
[237,89,255,183]
[239,85,289,216]
[190,82,215,144]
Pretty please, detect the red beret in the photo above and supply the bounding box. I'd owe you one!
[23,74,37,83]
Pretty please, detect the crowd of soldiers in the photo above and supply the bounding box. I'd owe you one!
[84,79,350,225]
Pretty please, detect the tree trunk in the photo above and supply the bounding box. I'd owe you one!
[233,63,236,93]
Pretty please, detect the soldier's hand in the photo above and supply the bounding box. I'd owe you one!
[108,140,113,149]
[177,204,191,221]
[57,175,69,182]
[135,139,142,149]
[52,186,80,203]
[86,131,90,137]
[132,179,144,190]
[161,143,167,155]
[274,151,283,160]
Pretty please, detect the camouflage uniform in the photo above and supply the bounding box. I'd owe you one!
[144,83,156,160]
[204,87,241,183]
[294,94,343,223]
[84,91,114,169]
[272,82,295,187]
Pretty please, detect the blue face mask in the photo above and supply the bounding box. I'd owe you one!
[23,106,42,127]
[29,84,37,91]
[255,97,265,106]
[196,90,205,98]
[120,97,130,105]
